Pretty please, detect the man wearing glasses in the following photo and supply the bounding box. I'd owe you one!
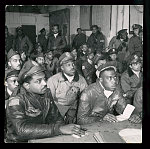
[121,53,143,104]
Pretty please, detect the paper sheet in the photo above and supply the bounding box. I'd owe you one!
[119,128,142,143]
[116,104,135,121]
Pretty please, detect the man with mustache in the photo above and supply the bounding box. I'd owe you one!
[6,65,81,143]
[47,24,67,58]
[121,53,143,104]
[5,49,22,76]
[47,52,88,124]
[77,62,127,125]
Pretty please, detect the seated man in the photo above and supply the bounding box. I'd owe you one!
[45,50,59,76]
[5,49,22,72]
[94,52,107,78]
[82,48,96,85]
[5,70,20,107]
[47,52,88,124]
[121,53,143,104]
[5,70,20,139]
[6,65,81,143]
[77,62,127,125]
[107,48,123,74]
[70,48,83,76]
[128,87,142,124]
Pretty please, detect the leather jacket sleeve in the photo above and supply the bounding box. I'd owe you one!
[108,86,127,114]
[6,96,64,141]
[77,91,101,125]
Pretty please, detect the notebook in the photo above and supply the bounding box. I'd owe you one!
[93,131,126,143]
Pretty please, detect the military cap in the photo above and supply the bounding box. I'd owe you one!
[96,61,117,78]
[94,53,107,64]
[5,69,19,80]
[18,59,39,81]
[117,29,127,35]
[40,28,46,33]
[108,48,118,55]
[24,65,45,78]
[7,48,19,60]
[127,53,141,65]
[59,52,74,65]
[132,24,142,30]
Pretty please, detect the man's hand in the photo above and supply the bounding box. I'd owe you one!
[128,114,142,124]
[108,88,123,108]
[103,113,118,123]
[59,124,81,135]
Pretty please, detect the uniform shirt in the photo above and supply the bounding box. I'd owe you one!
[121,68,143,100]
[47,71,88,106]
[47,71,88,116]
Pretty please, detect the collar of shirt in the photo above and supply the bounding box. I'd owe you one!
[132,69,140,78]
[7,87,12,96]
[87,59,93,65]
[63,73,75,83]
[99,81,113,98]
[54,33,58,38]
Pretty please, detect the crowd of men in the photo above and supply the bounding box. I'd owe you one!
[5,23,143,143]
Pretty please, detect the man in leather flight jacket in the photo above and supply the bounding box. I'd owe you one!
[77,62,127,125]
[6,65,81,143]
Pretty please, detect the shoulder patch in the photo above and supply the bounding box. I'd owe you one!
[9,98,19,106]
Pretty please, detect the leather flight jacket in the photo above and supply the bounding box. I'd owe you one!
[77,79,127,125]
[6,87,64,143]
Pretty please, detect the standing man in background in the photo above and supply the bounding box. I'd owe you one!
[47,24,67,58]
[37,28,47,53]
[87,25,105,54]
[128,24,143,57]
[12,26,33,58]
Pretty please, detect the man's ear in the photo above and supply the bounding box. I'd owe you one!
[5,81,8,87]
[8,61,11,67]
[99,77,103,83]
[23,82,30,90]
[61,65,64,71]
